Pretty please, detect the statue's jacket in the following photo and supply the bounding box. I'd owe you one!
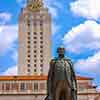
[47,57,77,96]
[53,58,71,85]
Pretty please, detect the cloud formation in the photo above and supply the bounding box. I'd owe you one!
[63,20,100,54]
[70,0,100,20]
[75,51,100,76]
[16,0,27,7]
[44,0,63,18]
[96,86,100,92]
[0,12,12,25]
[2,66,17,76]
[11,51,18,63]
[0,25,18,54]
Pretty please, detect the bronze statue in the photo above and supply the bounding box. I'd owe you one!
[45,47,77,100]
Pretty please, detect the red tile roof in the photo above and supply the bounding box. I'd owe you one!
[76,76,93,80]
[0,76,47,81]
[0,75,93,81]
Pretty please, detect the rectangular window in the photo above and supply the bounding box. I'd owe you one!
[27,83,32,91]
[40,41,43,44]
[34,59,37,62]
[28,36,30,40]
[27,45,31,48]
[40,82,45,91]
[34,50,37,53]
[40,50,43,53]
[34,37,37,39]
[27,41,30,44]
[40,55,43,57]
[27,64,31,67]
[27,50,30,53]
[34,41,37,44]
[2,83,5,91]
[34,64,37,67]
[27,55,30,58]
[20,83,26,91]
[34,69,37,72]
[34,82,38,92]
[40,45,43,48]
[27,32,30,35]
[11,83,18,91]
[40,32,43,35]
[34,55,37,57]
[33,32,37,35]
[40,36,43,39]
[40,59,43,62]
[27,59,30,62]
[5,83,10,91]
[28,69,30,72]
[40,64,43,67]
[40,69,43,73]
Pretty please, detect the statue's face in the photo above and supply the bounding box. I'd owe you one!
[57,48,65,55]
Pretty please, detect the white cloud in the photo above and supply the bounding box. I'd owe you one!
[70,0,100,20]
[44,0,63,34]
[96,86,100,92]
[52,22,60,34]
[75,51,100,76]
[63,20,100,53]
[16,0,27,7]
[2,66,18,76]
[0,12,12,24]
[0,25,18,54]
[11,51,18,63]
[48,6,58,18]
[44,0,63,18]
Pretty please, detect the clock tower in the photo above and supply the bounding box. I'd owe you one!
[27,0,43,11]
[18,0,51,75]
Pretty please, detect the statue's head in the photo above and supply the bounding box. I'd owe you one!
[57,46,65,58]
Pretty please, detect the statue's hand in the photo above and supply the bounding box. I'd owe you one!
[49,96,53,100]
[72,86,77,91]
[45,96,53,100]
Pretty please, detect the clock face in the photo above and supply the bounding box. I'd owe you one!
[28,2,42,11]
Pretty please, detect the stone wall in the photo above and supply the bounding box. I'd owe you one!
[0,94,46,100]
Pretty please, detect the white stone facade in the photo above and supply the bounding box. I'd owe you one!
[18,0,51,76]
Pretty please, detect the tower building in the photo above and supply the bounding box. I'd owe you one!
[18,0,51,75]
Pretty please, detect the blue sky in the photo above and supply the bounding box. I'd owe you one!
[0,0,100,90]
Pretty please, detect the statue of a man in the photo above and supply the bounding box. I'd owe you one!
[45,47,77,100]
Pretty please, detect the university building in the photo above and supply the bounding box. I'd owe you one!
[0,76,99,100]
[0,0,99,100]
[77,76,100,100]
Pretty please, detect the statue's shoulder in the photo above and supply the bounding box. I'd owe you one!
[50,58,57,64]
[64,58,73,65]
[64,58,72,62]
[51,57,58,61]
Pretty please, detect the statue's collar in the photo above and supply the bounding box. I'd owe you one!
[58,57,65,60]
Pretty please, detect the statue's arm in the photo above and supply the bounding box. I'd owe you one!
[68,60,77,91]
[68,61,77,100]
[47,59,55,96]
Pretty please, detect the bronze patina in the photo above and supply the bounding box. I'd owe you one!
[45,47,77,100]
